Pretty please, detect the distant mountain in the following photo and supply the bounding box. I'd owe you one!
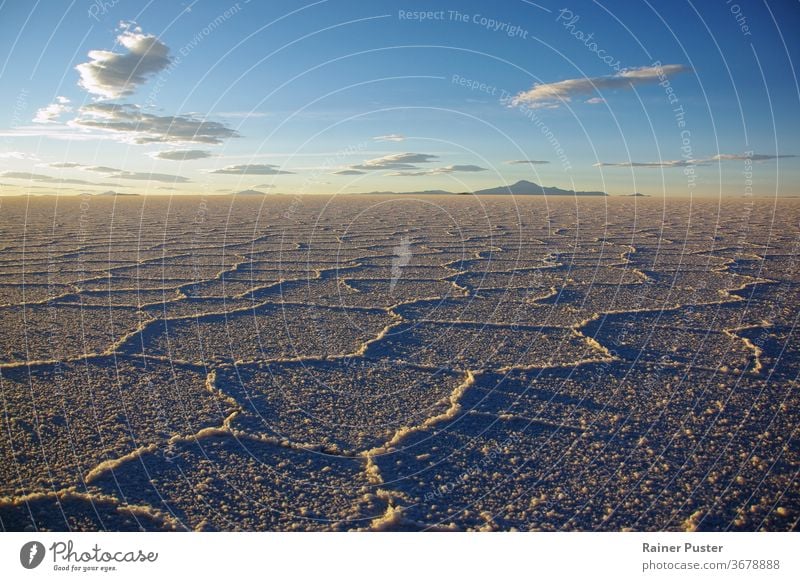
[95,190,139,196]
[353,180,607,197]
[231,189,269,196]
[626,192,650,197]
[474,180,607,196]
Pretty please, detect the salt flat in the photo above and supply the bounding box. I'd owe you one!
[0,194,797,531]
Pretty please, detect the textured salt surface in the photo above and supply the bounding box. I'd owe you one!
[0,195,797,531]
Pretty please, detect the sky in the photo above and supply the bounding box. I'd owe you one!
[0,0,798,197]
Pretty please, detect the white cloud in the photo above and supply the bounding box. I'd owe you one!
[0,171,119,186]
[333,169,366,175]
[710,153,796,161]
[76,22,171,99]
[351,152,438,171]
[151,149,213,161]
[387,164,487,176]
[0,124,122,141]
[81,165,191,182]
[33,96,72,123]
[510,64,689,108]
[73,103,238,144]
[208,164,293,175]
[595,153,796,168]
[49,161,84,168]
[505,159,550,165]
[1,171,69,180]
[593,159,698,168]
[373,134,406,142]
[585,97,605,104]
[0,151,39,160]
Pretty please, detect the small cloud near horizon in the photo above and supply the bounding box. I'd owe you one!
[208,163,294,175]
[710,153,796,161]
[81,165,191,182]
[351,152,438,171]
[505,159,550,165]
[387,164,487,176]
[0,170,120,186]
[593,159,700,168]
[151,149,213,161]
[595,153,796,168]
[73,103,239,145]
[373,134,406,142]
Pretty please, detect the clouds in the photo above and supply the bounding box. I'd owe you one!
[0,171,118,186]
[505,159,550,165]
[710,153,796,161]
[209,164,294,175]
[334,152,486,177]
[73,103,239,144]
[49,162,83,168]
[0,152,38,160]
[33,97,71,123]
[81,165,190,182]
[22,22,237,161]
[35,164,191,183]
[351,152,439,171]
[510,64,689,108]
[594,153,796,168]
[373,134,406,142]
[76,23,171,99]
[1,171,73,181]
[593,160,698,168]
[151,149,213,161]
[387,164,487,177]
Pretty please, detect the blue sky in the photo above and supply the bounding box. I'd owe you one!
[0,0,798,196]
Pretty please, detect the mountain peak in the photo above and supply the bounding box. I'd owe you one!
[474,180,606,196]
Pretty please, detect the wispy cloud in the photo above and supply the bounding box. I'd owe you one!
[387,164,487,176]
[332,169,366,175]
[0,152,39,160]
[0,171,119,186]
[49,162,84,168]
[33,97,71,123]
[0,124,121,141]
[505,159,550,165]
[510,64,690,108]
[373,134,406,142]
[710,153,796,161]
[81,165,191,182]
[208,164,293,175]
[76,22,171,99]
[151,149,213,161]
[593,159,699,168]
[73,103,238,144]
[351,152,438,171]
[594,153,796,168]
